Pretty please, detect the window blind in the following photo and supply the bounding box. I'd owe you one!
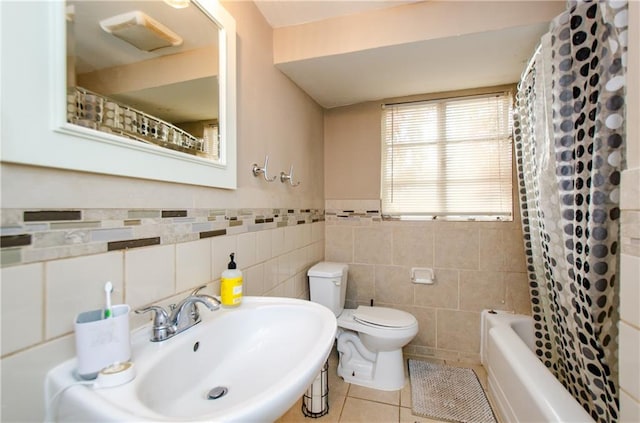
[381,92,513,220]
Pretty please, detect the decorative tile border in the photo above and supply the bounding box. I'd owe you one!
[0,208,324,267]
[325,199,382,223]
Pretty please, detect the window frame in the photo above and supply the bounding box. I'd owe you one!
[380,90,515,222]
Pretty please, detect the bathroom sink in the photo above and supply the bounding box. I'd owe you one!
[46,297,337,422]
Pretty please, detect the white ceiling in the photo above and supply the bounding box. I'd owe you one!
[254,0,554,108]
[254,0,419,28]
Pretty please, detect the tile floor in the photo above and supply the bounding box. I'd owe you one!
[276,347,495,423]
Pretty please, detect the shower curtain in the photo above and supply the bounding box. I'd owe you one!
[513,1,627,421]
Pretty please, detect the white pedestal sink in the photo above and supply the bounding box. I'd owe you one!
[45,297,337,422]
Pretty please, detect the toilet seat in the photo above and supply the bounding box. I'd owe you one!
[353,306,415,328]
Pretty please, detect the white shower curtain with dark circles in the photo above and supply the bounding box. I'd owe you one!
[513,0,627,422]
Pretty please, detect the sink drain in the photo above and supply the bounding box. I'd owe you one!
[207,386,228,400]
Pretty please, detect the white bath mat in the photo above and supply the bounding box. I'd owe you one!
[408,359,497,423]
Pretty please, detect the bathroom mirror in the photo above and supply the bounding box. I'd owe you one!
[65,0,223,161]
[0,0,235,188]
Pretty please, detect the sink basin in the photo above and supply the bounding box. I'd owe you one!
[46,297,337,422]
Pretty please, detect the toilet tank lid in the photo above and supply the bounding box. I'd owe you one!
[308,262,348,278]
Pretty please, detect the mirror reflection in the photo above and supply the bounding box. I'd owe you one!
[65,0,220,161]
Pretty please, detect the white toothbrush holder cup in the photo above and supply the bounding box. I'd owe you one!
[74,304,131,379]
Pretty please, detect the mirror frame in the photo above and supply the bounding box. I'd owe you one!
[1,0,236,189]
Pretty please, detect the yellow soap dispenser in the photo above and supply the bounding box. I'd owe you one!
[220,253,243,308]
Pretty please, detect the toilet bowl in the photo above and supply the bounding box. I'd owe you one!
[307,262,418,391]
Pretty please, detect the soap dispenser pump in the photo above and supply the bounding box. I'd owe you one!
[220,253,243,308]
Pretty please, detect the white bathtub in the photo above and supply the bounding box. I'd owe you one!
[480,310,593,423]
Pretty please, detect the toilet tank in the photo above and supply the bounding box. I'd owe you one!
[307,262,348,316]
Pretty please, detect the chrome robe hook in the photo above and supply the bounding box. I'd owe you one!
[280,164,301,187]
[251,155,276,182]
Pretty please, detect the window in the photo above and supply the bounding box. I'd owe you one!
[381,92,514,220]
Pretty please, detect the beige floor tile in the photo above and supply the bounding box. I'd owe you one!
[339,397,399,423]
[400,380,411,408]
[277,394,347,423]
[399,407,446,423]
[348,383,400,406]
[328,366,350,398]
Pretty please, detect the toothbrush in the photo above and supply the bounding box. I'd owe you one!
[104,281,113,319]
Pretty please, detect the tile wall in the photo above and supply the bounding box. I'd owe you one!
[324,200,530,363]
[0,207,324,420]
[1,207,325,356]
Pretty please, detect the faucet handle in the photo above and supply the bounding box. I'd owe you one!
[135,305,172,342]
[135,305,169,326]
[190,285,208,296]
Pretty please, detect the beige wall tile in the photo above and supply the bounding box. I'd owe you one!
[354,226,392,264]
[293,247,308,274]
[436,309,481,353]
[278,253,294,282]
[504,272,531,314]
[272,227,286,257]
[237,232,257,268]
[294,272,307,298]
[434,228,479,269]
[375,265,413,305]
[311,221,325,243]
[479,228,526,273]
[621,210,640,256]
[0,336,75,422]
[621,254,640,326]
[1,263,44,355]
[621,389,640,423]
[479,229,503,271]
[176,238,211,293]
[504,229,527,272]
[256,229,273,263]
[346,263,375,303]
[263,258,279,292]
[266,282,286,297]
[284,276,296,297]
[124,245,174,310]
[284,226,298,252]
[413,268,458,309]
[399,305,437,348]
[459,271,505,312]
[325,225,354,262]
[47,251,124,338]
[244,264,264,296]
[392,225,434,266]
[619,322,640,401]
[621,168,640,211]
[310,241,324,265]
[300,222,312,247]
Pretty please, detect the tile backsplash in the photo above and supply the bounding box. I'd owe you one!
[0,208,323,266]
[324,199,530,363]
[0,207,325,357]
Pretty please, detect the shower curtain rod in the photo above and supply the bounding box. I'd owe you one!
[518,43,542,89]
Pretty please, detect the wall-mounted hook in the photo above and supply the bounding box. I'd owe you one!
[280,165,301,187]
[251,155,277,182]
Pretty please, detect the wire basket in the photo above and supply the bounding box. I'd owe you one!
[302,360,329,418]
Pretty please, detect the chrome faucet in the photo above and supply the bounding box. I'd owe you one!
[135,286,220,342]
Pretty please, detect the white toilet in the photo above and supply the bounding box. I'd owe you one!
[307,262,418,391]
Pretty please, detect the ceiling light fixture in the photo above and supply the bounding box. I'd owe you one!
[100,10,183,52]
[163,0,190,9]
